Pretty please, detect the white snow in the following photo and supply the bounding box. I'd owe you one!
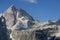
[18,17,29,28]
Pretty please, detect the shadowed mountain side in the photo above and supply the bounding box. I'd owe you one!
[0,16,9,40]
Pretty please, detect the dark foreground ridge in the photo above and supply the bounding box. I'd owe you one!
[0,16,9,40]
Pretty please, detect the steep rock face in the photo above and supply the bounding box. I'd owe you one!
[3,5,17,29]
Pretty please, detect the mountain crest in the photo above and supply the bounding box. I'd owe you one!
[9,5,16,10]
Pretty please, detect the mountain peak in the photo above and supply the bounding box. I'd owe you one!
[9,5,15,9]
[4,5,17,15]
[6,5,17,12]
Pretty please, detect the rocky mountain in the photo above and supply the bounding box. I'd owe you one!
[3,5,34,30]
[0,5,60,40]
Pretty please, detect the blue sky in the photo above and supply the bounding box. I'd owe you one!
[0,0,60,22]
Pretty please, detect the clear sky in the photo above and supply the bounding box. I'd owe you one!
[0,0,60,22]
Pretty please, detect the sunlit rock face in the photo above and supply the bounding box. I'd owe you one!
[3,5,17,29]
